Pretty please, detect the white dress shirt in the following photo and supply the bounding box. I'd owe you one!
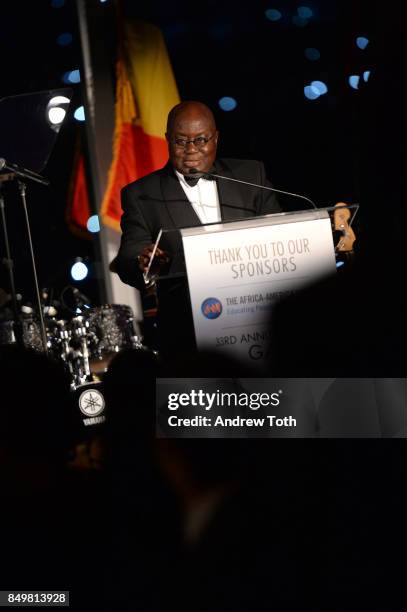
[175,170,221,224]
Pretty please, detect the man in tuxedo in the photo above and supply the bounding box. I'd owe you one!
[115,101,281,358]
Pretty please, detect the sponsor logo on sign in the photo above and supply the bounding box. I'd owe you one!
[201,297,223,319]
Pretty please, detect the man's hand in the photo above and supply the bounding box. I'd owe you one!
[333,202,356,252]
[137,244,170,273]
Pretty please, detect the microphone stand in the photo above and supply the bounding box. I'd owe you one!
[195,170,318,210]
[0,158,50,353]
[0,179,23,346]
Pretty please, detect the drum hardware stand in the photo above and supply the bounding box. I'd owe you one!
[0,157,50,354]
[75,316,92,385]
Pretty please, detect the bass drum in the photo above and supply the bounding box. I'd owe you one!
[85,304,142,375]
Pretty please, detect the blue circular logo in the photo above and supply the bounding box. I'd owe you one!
[201,297,223,319]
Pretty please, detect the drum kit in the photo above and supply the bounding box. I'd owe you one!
[0,90,153,395]
[0,298,147,389]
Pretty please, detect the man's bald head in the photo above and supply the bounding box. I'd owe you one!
[166,101,219,175]
[166,101,216,134]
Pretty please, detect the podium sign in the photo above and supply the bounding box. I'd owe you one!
[181,211,336,365]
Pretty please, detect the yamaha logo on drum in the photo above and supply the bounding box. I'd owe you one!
[201,297,223,319]
[79,388,105,417]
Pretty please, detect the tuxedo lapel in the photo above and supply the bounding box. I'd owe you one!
[214,161,255,221]
[159,164,202,229]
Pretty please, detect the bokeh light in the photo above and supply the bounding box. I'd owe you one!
[57,32,73,46]
[311,80,328,95]
[74,106,85,121]
[297,6,313,19]
[219,97,237,111]
[349,75,360,89]
[71,260,88,281]
[356,36,369,50]
[304,85,320,100]
[305,48,320,61]
[62,69,81,84]
[48,107,66,125]
[86,215,101,233]
[265,9,282,22]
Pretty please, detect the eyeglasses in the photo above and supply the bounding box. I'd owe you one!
[170,134,216,149]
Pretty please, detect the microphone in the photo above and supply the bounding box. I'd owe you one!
[0,158,49,186]
[184,168,205,180]
[186,167,318,210]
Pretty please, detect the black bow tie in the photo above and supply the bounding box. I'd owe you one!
[184,176,200,187]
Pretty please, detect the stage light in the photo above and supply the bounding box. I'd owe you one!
[265,9,282,22]
[46,96,70,129]
[71,259,88,281]
[305,48,320,61]
[219,97,237,111]
[311,80,328,95]
[49,95,70,106]
[304,85,320,100]
[51,0,65,7]
[349,75,360,89]
[57,32,73,46]
[356,36,369,50]
[74,106,85,121]
[62,69,81,84]
[48,107,66,125]
[86,215,100,233]
[363,70,371,82]
[297,6,313,19]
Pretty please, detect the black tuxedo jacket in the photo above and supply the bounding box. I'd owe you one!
[115,158,281,291]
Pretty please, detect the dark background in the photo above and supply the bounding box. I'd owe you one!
[0,0,405,306]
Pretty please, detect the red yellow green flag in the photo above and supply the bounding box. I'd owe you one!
[101,20,180,231]
[68,20,179,233]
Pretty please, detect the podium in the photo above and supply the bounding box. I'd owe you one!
[145,205,358,365]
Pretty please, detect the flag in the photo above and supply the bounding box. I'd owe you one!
[68,20,179,233]
[66,139,91,238]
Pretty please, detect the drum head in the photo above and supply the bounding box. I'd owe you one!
[86,304,137,373]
